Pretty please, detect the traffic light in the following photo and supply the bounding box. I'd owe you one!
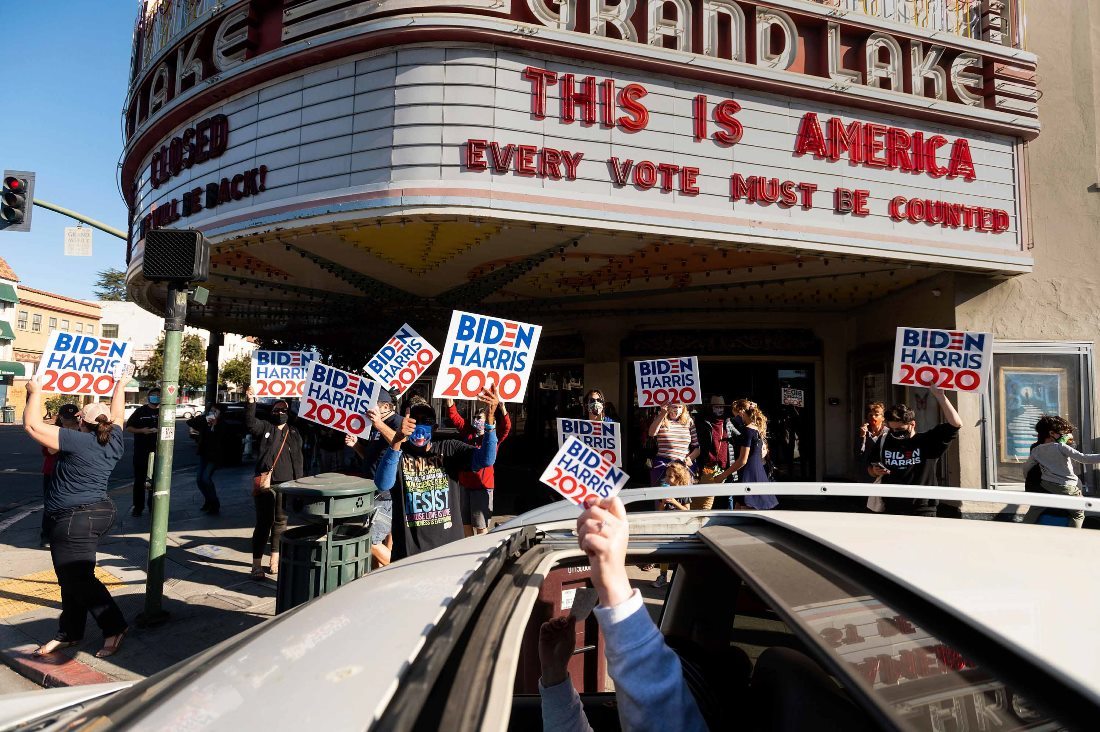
[0,170,35,232]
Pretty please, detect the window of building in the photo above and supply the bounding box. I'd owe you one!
[86,323,96,336]
[983,341,1094,488]
[32,314,42,332]
[48,317,57,331]
[75,322,83,334]
[61,319,70,331]
[101,324,119,339]
[17,311,27,330]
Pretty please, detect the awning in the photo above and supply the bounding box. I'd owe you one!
[0,283,16,304]
[0,361,25,377]
[0,320,13,340]
[125,378,141,393]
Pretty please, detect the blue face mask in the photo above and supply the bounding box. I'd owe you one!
[148,395,160,405]
[411,424,433,447]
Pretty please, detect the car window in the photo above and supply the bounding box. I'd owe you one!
[700,523,1081,732]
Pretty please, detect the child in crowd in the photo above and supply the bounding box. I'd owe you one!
[653,462,692,588]
[1022,415,1100,528]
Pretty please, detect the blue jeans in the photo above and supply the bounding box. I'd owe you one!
[196,457,219,508]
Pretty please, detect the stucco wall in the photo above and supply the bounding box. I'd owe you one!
[953,1,1100,488]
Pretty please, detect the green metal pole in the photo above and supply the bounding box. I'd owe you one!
[31,199,127,240]
[137,282,188,626]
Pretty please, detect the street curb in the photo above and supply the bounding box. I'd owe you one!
[0,644,117,688]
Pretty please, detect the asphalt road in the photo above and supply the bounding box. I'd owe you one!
[0,423,201,516]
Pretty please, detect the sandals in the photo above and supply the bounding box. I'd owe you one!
[32,640,79,657]
[96,628,129,659]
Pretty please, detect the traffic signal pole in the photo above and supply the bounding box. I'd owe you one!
[32,199,127,239]
[136,281,188,627]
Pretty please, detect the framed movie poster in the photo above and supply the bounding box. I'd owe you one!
[998,366,1068,463]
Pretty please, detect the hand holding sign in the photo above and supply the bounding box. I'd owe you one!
[892,327,993,392]
[299,362,382,437]
[364,324,440,397]
[434,310,542,403]
[540,437,630,507]
[577,496,632,609]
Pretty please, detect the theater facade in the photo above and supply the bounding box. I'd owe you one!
[122,0,1092,496]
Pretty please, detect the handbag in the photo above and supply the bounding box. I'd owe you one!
[252,430,290,496]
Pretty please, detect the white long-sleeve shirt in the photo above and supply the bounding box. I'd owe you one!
[1023,442,1100,488]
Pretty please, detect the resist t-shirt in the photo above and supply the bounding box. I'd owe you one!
[388,440,475,560]
[48,427,125,514]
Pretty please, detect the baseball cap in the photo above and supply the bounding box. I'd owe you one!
[58,404,79,420]
[81,402,112,424]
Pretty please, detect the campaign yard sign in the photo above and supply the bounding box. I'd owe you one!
[300,362,382,437]
[557,419,623,467]
[251,351,319,398]
[434,310,542,403]
[892,328,993,393]
[540,437,631,507]
[634,356,702,407]
[37,332,132,396]
[365,324,440,397]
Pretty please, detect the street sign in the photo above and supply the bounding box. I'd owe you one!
[64,226,93,256]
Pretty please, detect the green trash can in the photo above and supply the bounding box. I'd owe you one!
[275,523,372,614]
[274,473,378,614]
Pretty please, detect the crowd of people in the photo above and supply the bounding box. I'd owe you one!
[22,364,1094,666]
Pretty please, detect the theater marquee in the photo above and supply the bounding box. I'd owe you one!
[132,46,1024,271]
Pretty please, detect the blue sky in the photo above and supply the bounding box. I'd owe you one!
[0,1,137,300]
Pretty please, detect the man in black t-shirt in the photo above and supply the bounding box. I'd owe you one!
[867,386,962,517]
[374,389,500,561]
[124,388,161,517]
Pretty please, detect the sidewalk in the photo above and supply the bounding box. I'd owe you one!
[0,464,276,688]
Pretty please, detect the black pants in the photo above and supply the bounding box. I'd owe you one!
[46,500,127,642]
[132,450,154,513]
[252,490,287,558]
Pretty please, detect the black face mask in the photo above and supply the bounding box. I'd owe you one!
[274,412,289,425]
[889,428,909,439]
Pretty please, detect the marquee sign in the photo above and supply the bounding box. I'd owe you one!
[125,1,1037,143]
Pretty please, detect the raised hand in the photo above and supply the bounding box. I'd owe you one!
[538,616,576,688]
[393,409,415,446]
[577,496,632,608]
[245,385,256,402]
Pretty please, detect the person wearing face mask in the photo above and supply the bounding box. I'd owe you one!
[186,406,229,515]
[245,387,305,579]
[23,369,131,659]
[345,390,403,567]
[124,388,161,517]
[647,401,700,487]
[582,389,614,423]
[1021,415,1099,528]
[693,395,739,510]
[866,387,962,517]
[374,387,500,561]
[445,396,512,536]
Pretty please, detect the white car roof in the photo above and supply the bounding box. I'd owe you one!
[47,486,1100,728]
[755,510,1100,703]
